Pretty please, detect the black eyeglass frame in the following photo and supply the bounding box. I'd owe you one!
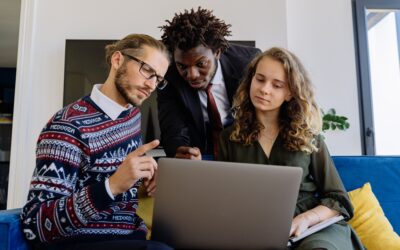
[120,52,168,90]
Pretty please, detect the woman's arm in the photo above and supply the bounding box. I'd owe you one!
[291,135,351,237]
[290,205,339,237]
[310,135,353,218]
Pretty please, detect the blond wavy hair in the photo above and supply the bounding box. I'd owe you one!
[105,34,170,67]
[230,47,322,153]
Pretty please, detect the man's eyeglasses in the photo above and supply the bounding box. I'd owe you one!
[120,52,168,90]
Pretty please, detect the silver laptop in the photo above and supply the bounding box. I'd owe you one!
[151,158,302,250]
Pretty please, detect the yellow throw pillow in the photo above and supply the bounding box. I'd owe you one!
[136,185,155,240]
[348,182,400,250]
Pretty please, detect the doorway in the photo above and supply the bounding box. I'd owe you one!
[354,0,400,155]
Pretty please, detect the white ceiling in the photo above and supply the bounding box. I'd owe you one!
[0,0,21,68]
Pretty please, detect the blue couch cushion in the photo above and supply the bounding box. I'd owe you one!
[333,156,400,235]
[0,208,30,250]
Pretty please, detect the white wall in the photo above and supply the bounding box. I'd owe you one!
[8,0,287,208]
[8,0,361,208]
[286,0,362,155]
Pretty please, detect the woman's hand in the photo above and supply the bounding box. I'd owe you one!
[290,210,320,237]
[290,205,340,237]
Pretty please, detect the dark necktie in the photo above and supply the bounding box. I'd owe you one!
[206,83,223,159]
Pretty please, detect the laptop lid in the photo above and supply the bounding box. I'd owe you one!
[151,158,302,250]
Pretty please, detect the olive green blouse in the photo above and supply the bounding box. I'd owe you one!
[218,126,354,219]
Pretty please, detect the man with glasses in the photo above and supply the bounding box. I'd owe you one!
[21,34,172,250]
[158,7,260,160]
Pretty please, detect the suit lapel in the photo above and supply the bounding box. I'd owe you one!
[178,80,205,135]
[220,54,242,105]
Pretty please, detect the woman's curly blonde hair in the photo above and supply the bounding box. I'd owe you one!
[230,47,322,153]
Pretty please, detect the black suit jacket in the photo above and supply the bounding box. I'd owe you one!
[157,44,260,157]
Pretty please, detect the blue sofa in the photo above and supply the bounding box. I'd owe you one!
[1,156,399,250]
[333,156,400,234]
[0,208,29,250]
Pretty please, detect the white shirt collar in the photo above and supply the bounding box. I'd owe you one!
[211,60,224,85]
[90,84,132,120]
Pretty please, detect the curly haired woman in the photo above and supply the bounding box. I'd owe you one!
[218,47,364,250]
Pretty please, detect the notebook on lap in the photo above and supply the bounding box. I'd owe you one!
[151,158,303,250]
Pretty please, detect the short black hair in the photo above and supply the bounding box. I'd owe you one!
[160,7,231,54]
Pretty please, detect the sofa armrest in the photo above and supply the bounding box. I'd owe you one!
[0,208,30,250]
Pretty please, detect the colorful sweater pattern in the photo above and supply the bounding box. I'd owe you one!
[21,96,146,244]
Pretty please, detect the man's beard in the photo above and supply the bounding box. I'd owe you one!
[114,64,140,106]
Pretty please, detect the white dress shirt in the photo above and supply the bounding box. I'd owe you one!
[198,60,231,126]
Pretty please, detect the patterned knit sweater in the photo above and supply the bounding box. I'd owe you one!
[21,96,147,245]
